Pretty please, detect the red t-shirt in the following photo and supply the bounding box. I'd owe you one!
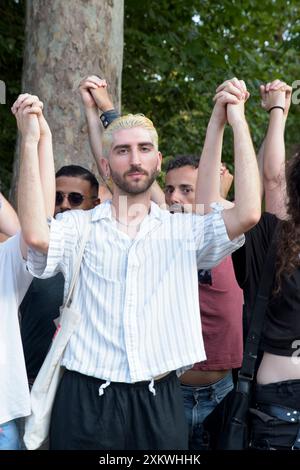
[192,256,243,371]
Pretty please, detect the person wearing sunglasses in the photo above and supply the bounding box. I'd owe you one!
[55,166,100,214]
[17,163,100,450]
[20,164,99,386]
[55,191,95,208]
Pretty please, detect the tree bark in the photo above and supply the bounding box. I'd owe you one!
[11,0,123,201]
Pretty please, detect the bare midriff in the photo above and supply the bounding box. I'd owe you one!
[180,369,230,386]
[257,352,300,385]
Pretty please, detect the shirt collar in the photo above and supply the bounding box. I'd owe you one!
[91,200,113,222]
[91,199,163,223]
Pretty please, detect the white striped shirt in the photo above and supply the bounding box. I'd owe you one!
[27,201,244,383]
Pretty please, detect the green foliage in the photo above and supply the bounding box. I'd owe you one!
[1,0,300,194]
[123,0,300,180]
[0,0,25,196]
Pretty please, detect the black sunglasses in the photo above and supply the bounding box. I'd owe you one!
[55,191,96,207]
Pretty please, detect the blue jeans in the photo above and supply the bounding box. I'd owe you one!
[181,372,233,450]
[0,420,20,450]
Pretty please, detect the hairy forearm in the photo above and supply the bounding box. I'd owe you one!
[256,139,265,201]
[18,140,49,252]
[263,110,286,218]
[85,107,104,176]
[263,110,285,184]
[232,120,261,229]
[38,133,55,218]
[196,115,225,211]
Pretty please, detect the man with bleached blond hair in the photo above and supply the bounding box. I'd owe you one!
[19,82,260,449]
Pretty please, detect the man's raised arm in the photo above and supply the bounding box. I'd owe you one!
[260,80,291,219]
[79,75,117,190]
[36,103,56,219]
[12,95,50,253]
[195,78,247,213]
[196,78,260,239]
[222,83,261,239]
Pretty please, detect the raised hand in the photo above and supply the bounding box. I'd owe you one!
[213,78,249,127]
[79,75,112,111]
[260,79,285,111]
[212,78,249,127]
[260,79,292,118]
[11,94,43,142]
[90,82,114,112]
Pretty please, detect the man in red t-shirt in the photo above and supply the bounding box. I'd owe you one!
[164,154,243,450]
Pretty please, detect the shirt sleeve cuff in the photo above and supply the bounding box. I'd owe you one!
[211,204,245,249]
[26,217,63,278]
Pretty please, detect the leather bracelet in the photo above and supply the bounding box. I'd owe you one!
[268,105,284,113]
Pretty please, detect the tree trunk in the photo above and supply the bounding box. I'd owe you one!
[11,0,123,201]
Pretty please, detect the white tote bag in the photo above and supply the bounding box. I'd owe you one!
[24,216,91,450]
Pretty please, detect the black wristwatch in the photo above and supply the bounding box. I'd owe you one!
[100,109,120,128]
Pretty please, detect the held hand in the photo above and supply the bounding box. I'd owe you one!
[90,84,114,112]
[212,91,239,127]
[260,80,292,117]
[12,93,48,137]
[16,108,40,143]
[213,78,249,126]
[79,75,108,109]
[11,93,43,120]
[213,78,244,126]
[12,94,43,142]
[260,80,286,112]
[227,99,246,127]
[37,112,51,138]
[216,78,250,102]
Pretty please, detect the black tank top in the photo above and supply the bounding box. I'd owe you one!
[232,212,300,357]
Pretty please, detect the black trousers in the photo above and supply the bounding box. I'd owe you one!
[250,379,300,450]
[49,369,188,450]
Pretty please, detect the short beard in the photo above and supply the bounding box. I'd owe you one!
[109,165,159,195]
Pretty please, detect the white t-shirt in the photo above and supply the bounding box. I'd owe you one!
[0,233,32,423]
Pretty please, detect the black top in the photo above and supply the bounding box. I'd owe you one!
[232,212,300,356]
[20,273,64,381]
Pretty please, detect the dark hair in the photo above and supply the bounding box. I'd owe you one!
[165,155,200,174]
[55,165,99,194]
[275,153,300,293]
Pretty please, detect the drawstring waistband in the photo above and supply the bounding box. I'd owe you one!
[99,380,111,396]
[148,378,156,396]
[98,379,156,396]
[98,378,157,397]
[97,374,172,397]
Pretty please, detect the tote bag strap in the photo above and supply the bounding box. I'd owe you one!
[63,211,92,309]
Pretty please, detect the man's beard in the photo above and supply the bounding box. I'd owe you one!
[109,164,159,195]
